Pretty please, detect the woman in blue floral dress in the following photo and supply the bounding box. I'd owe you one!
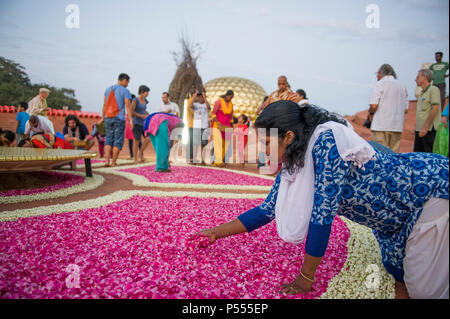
[200,101,449,299]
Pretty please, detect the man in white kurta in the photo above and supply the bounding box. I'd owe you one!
[369,65,409,153]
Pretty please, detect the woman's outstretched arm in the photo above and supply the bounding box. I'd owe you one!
[199,174,281,242]
[200,219,248,243]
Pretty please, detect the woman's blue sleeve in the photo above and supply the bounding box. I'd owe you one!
[237,174,280,232]
[305,131,350,257]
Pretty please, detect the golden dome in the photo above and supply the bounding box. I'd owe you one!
[204,76,268,121]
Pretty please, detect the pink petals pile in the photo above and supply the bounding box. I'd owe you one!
[184,233,212,251]
[0,195,350,299]
[121,165,274,186]
[0,171,85,197]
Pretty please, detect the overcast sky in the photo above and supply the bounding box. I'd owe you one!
[1,0,449,115]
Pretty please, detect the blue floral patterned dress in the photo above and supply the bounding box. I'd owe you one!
[238,130,449,282]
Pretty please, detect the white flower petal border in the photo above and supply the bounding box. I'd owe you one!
[96,162,275,191]
[0,190,266,222]
[0,171,104,204]
[320,218,395,299]
[0,190,395,299]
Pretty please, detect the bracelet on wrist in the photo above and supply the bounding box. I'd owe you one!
[300,269,315,283]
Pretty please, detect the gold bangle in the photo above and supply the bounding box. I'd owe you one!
[300,269,315,283]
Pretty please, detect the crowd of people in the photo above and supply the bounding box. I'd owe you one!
[366,52,449,156]
[6,52,447,165]
[96,72,311,170]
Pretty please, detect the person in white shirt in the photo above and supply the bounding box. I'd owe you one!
[368,64,409,153]
[24,115,55,138]
[187,90,211,164]
[159,92,180,118]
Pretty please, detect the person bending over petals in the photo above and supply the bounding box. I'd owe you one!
[143,112,183,172]
[199,101,449,299]
[19,133,74,150]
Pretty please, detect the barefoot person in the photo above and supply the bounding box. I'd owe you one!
[131,85,150,164]
[199,100,449,299]
[235,114,249,166]
[211,90,234,166]
[143,112,183,172]
[102,73,133,167]
[15,102,30,144]
[188,90,211,164]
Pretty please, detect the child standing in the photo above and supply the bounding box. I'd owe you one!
[91,120,107,157]
[15,102,30,145]
[236,114,249,166]
[125,117,135,159]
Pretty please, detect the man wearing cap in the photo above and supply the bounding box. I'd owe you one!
[27,88,50,117]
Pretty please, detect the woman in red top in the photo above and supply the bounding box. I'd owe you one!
[211,90,234,166]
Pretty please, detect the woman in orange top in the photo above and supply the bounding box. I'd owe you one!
[211,90,234,166]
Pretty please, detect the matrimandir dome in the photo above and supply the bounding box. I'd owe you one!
[204,76,268,121]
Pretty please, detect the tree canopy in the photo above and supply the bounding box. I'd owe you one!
[0,56,82,110]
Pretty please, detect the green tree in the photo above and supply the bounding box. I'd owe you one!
[0,56,82,110]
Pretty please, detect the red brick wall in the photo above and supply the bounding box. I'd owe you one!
[0,112,100,134]
[0,109,156,159]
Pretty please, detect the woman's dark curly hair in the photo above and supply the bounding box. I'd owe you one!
[64,115,80,127]
[254,100,348,175]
